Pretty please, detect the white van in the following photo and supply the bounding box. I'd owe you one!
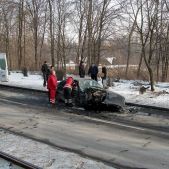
[0,53,8,82]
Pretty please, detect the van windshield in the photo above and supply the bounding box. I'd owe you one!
[0,59,6,70]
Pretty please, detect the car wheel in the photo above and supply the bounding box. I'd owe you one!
[84,104,92,110]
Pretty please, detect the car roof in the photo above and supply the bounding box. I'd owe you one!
[74,78,92,82]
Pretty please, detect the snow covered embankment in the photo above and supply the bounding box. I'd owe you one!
[112,80,169,109]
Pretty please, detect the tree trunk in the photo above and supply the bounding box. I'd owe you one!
[48,0,55,66]
[87,0,92,68]
[17,0,24,69]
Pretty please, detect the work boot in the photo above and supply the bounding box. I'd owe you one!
[51,104,55,108]
[68,103,73,107]
[47,103,55,108]
[65,103,69,107]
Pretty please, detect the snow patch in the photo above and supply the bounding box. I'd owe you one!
[0,130,115,169]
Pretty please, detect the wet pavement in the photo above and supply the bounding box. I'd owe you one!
[0,87,169,169]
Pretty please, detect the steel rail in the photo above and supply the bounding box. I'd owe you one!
[0,151,42,169]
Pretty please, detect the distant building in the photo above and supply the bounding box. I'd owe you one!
[99,57,116,66]
[66,60,76,70]
[106,57,116,65]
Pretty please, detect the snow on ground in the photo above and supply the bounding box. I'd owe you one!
[0,158,23,169]
[111,79,169,109]
[0,130,115,169]
[0,71,47,91]
[0,72,169,109]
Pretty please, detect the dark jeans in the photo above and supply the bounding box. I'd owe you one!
[48,89,50,102]
[80,74,85,78]
[43,73,47,86]
[91,74,97,81]
[64,87,72,99]
[102,77,106,84]
[64,87,73,106]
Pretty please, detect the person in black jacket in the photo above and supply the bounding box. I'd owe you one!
[79,61,85,78]
[88,63,98,81]
[41,61,48,87]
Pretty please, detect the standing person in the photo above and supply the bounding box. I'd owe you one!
[47,70,57,106]
[79,61,85,78]
[41,61,48,87]
[88,63,98,81]
[102,65,107,87]
[64,77,74,107]
[46,67,50,82]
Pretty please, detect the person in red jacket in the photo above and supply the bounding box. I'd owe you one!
[47,70,57,106]
[64,77,74,107]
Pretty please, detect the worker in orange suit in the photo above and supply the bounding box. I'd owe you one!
[47,70,57,106]
[63,77,74,107]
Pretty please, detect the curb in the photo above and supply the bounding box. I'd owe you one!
[126,102,169,112]
[0,84,47,93]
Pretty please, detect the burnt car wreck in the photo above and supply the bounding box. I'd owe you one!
[57,79,125,111]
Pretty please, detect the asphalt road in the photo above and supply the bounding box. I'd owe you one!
[0,88,169,169]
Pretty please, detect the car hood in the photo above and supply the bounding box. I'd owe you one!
[103,89,125,108]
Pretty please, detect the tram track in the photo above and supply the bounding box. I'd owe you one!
[0,151,41,169]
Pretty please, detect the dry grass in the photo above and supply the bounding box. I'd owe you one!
[66,66,169,82]
[105,67,149,81]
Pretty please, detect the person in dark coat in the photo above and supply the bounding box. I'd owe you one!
[64,77,74,107]
[102,65,107,87]
[41,61,48,87]
[79,61,85,78]
[47,70,57,106]
[88,63,98,81]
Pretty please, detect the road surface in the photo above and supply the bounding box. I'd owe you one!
[0,87,169,169]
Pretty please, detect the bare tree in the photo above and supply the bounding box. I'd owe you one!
[125,0,140,78]
[48,0,55,66]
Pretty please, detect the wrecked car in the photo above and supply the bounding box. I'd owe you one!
[57,78,125,111]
